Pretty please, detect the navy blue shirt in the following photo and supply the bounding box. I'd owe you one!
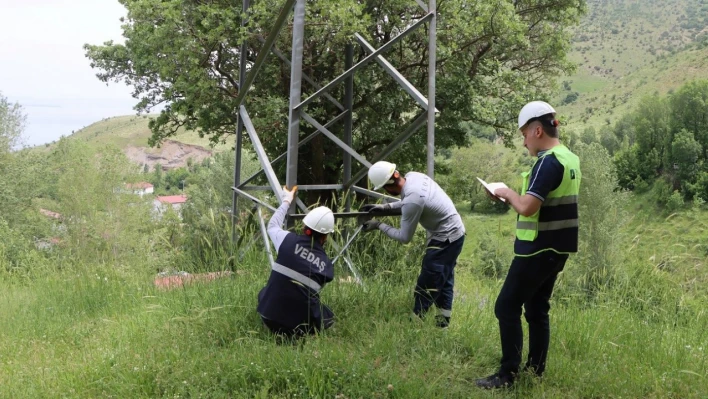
[525,150,564,202]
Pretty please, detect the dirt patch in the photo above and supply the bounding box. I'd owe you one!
[124,139,213,170]
[154,271,235,289]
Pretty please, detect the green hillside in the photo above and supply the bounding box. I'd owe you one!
[36,114,232,153]
[557,0,708,131]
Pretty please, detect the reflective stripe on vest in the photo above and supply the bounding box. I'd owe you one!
[542,195,578,207]
[516,145,580,243]
[272,262,322,292]
[516,219,578,231]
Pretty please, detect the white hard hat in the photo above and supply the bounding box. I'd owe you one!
[303,206,335,234]
[368,161,397,190]
[518,101,556,129]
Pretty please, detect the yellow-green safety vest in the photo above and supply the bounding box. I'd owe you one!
[516,145,581,254]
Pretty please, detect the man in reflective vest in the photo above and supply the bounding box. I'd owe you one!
[363,161,466,328]
[476,101,581,389]
[257,186,336,337]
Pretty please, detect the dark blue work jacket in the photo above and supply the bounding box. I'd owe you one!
[257,233,334,330]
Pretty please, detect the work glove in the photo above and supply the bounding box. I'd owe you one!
[360,203,391,214]
[281,185,298,205]
[362,219,381,232]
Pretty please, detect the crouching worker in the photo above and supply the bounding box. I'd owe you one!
[257,186,336,337]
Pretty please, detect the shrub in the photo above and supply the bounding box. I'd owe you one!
[571,143,631,295]
[666,190,685,212]
[651,178,674,207]
[473,232,510,278]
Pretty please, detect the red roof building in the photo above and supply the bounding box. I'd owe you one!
[153,194,188,216]
[156,194,188,204]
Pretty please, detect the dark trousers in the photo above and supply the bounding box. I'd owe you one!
[261,314,334,337]
[495,251,567,378]
[413,236,465,321]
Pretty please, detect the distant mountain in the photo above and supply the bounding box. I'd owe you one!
[556,0,708,131]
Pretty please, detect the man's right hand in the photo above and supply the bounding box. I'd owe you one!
[483,187,504,203]
[362,219,381,232]
[281,185,298,205]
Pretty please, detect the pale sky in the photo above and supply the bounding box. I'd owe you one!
[0,0,138,147]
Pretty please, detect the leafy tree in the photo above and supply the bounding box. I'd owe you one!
[633,95,671,174]
[151,163,163,190]
[164,167,190,192]
[0,92,25,152]
[440,141,519,213]
[460,121,497,143]
[612,112,635,148]
[613,145,642,190]
[669,80,708,160]
[693,171,708,201]
[0,95,49,236]
[669,129,702,195]
[580,126,597,145]
[85,0,586,198]
[562,91,579,105]
[613,80,708,200]
[599,128,620,155]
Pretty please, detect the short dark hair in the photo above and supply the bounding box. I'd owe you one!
[528,113,559,138]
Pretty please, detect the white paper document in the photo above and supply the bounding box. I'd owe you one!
[476,177,508,202]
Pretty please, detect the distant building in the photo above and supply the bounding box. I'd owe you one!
[125,182,154,197]
[153,194,188,215]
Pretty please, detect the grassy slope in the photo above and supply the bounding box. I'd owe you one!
[557,0,708,132]
[33,114,232,153]
[623,193,708,292]
[0,207,706,398]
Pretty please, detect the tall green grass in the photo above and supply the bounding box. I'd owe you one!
[1,209,707,397]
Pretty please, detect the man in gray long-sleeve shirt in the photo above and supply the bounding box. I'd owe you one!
[363,161,466,327]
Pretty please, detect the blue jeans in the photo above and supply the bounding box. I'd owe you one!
[413,236,465,321]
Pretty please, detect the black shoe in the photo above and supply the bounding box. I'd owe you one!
[475,373,513,389]
[435,315,450,328]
